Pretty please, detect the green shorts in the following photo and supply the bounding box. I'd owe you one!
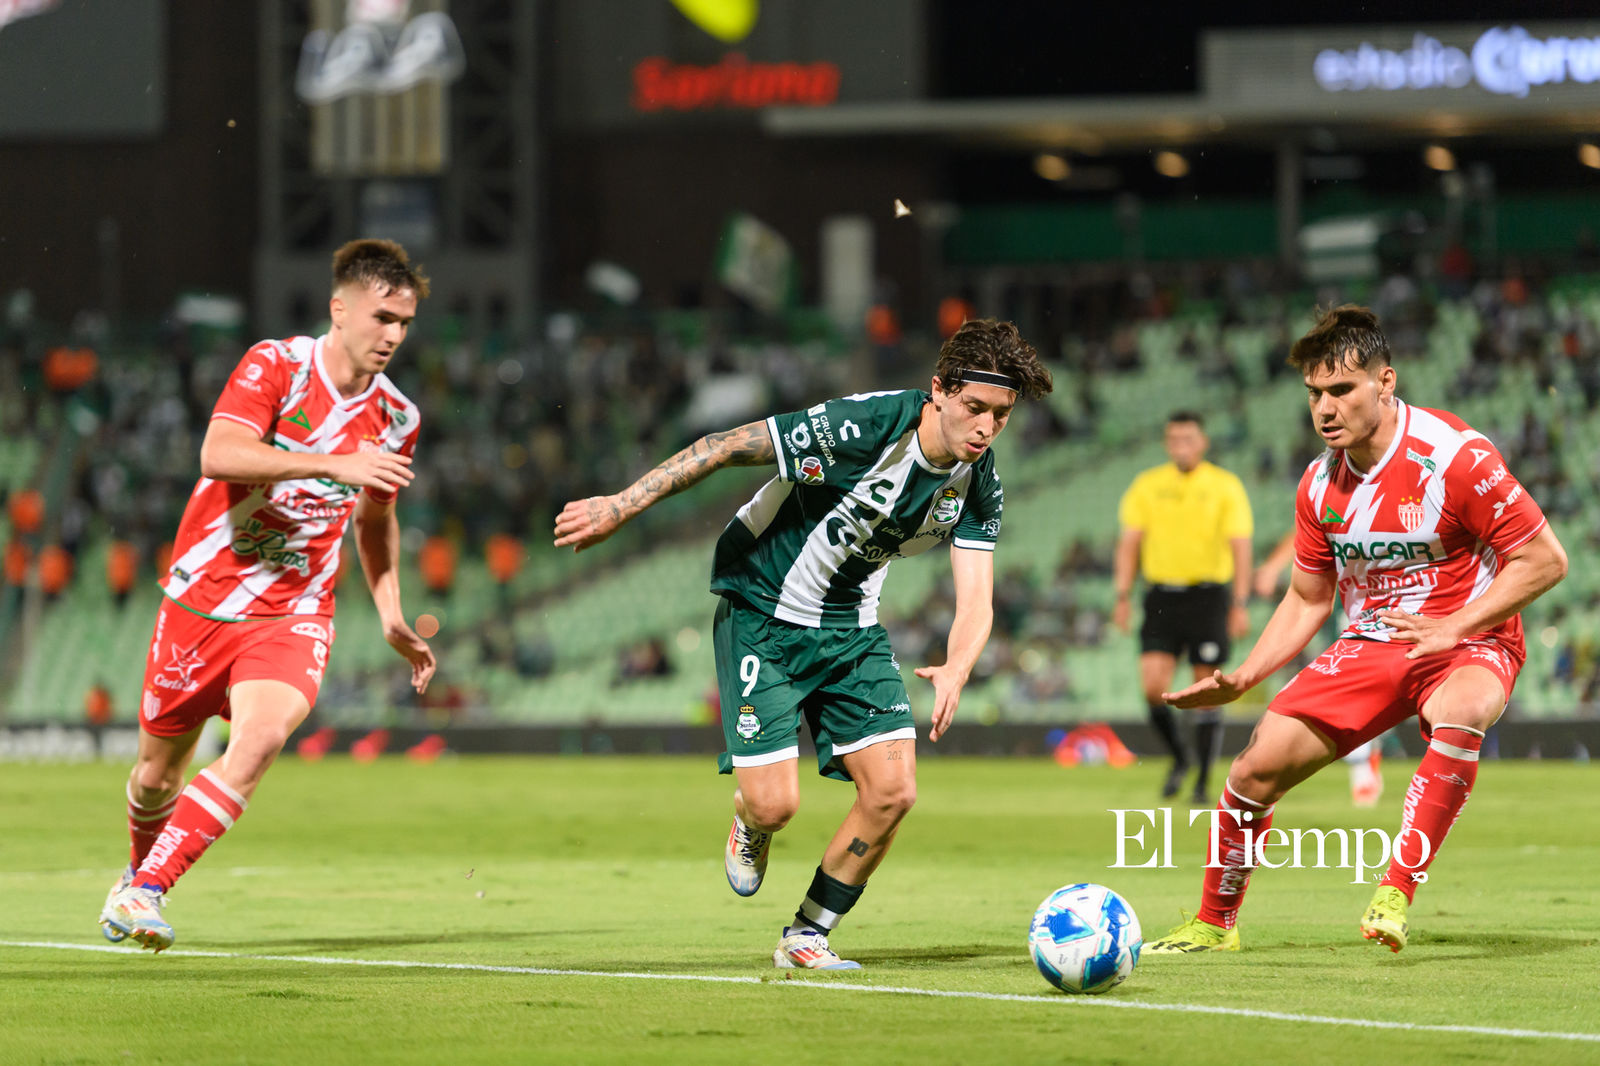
[713,596,916,782]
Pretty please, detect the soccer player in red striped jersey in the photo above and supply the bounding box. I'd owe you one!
[99,239,438,951]
[1147,304,1567,955]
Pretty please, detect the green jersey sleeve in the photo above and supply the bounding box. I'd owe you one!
[766,390,925,488]
[951,454,1003,551]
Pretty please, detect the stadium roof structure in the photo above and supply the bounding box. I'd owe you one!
[763,23,1600,151]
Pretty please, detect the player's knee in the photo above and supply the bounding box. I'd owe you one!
[863,779,917,822]
[743,794,798,833]
[130,759,183,804]
[1224,759,1281,807]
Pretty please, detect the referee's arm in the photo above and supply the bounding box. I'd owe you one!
[1111,527,1142,634]
[1228,536,1253,638]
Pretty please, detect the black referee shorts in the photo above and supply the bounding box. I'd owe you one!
[1139,584,1230,666]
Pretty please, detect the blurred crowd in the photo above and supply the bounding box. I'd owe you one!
[8,248,1600,720]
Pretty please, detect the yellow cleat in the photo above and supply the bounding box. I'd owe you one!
[1145,912,1240,954]
[1361,884,1410,953]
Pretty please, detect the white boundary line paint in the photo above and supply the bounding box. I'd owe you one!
[4,940,1598,1045]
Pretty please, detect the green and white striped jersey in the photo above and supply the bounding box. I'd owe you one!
[711,389,1004,629]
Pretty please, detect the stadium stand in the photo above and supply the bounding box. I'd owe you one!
[6,267,1600,726]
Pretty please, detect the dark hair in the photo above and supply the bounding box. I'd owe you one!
[331,238,431,299]
[934,318,1053,400]
[1166,410,1204,430]
[1288,304,1390,375]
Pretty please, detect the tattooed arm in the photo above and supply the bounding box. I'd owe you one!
[552,421,775,551]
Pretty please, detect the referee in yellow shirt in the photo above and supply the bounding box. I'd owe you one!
[1112,412,1253,804]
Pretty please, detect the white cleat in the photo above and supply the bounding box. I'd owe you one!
[102,884,174,953]
[773,929,861,971]
[99,866,135,943]
[724,814,772,897]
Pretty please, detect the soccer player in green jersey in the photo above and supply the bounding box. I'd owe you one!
[554,319,1052,969]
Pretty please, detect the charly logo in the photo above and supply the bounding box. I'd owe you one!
[735,704,761,740]
[296,1,466,105]
[932,487,963,524]
[154,645,206,693]
[0,0,57,37]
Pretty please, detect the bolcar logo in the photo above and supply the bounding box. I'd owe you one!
[797,456,825,485]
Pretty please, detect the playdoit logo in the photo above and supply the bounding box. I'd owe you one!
[1106,808,1432,885]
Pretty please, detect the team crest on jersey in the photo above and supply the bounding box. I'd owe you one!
[797,456,825,485]
[358,433,384,454]
[735,705,761,740]
[932,487,963,523]
[1397,495,1426,533]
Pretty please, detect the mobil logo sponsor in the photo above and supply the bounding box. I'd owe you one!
[1328,533,1443,565]
[1473,464,1509,497]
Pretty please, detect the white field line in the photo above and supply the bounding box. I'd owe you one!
[3,939,1597,1045]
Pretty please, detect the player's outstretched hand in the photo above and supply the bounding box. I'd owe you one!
[386,619,437,694]
[1376,609,1462,659]
[1164,669,1250,708]
[553,495,625,552]
[328,450,414,493]
[914,664,965,742]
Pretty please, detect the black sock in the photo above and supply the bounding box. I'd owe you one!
[1148,703,1187,764]
[1193,715,1224,796]
[790,867,866,935]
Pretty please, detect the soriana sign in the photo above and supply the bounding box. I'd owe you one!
[632,52,840,111]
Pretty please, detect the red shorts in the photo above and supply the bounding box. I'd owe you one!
[139,597,335,738]
[1268,636,1519,756]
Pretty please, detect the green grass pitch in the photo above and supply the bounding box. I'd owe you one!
[3,755,1598,1064]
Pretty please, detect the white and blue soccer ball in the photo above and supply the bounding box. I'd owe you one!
[1028,883,1142,994]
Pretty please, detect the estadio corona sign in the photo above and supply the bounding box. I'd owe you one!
[1314,26,1600,97]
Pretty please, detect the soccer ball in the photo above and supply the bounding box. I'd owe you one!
[1028,883,1142,994]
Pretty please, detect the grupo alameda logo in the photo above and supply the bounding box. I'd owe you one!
[1105,808,1432,885]
[1314,26,1600,98]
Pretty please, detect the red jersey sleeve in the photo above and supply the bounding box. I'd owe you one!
[211,342,291,437]
[364,421,419,504]
[1292,460,1335,573]
[1443,440,1546,555]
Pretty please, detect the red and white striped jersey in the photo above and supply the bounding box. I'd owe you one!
[1292,400,1546,660]
[161,334,420,620]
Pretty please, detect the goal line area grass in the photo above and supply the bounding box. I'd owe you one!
[3,756,1597,1065]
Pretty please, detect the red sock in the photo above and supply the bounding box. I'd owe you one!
[127,783,179,869]
[1380,724,1483,901]
[134,768,248,892]
[1197,784,1275,930]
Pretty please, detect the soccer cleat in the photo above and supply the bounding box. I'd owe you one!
[98,866,136,943]
[773,929,861,971]
[1144,912,1240,953]
[723,813,772,897]
[1361,884,1410,953]
[102,884,174,952]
